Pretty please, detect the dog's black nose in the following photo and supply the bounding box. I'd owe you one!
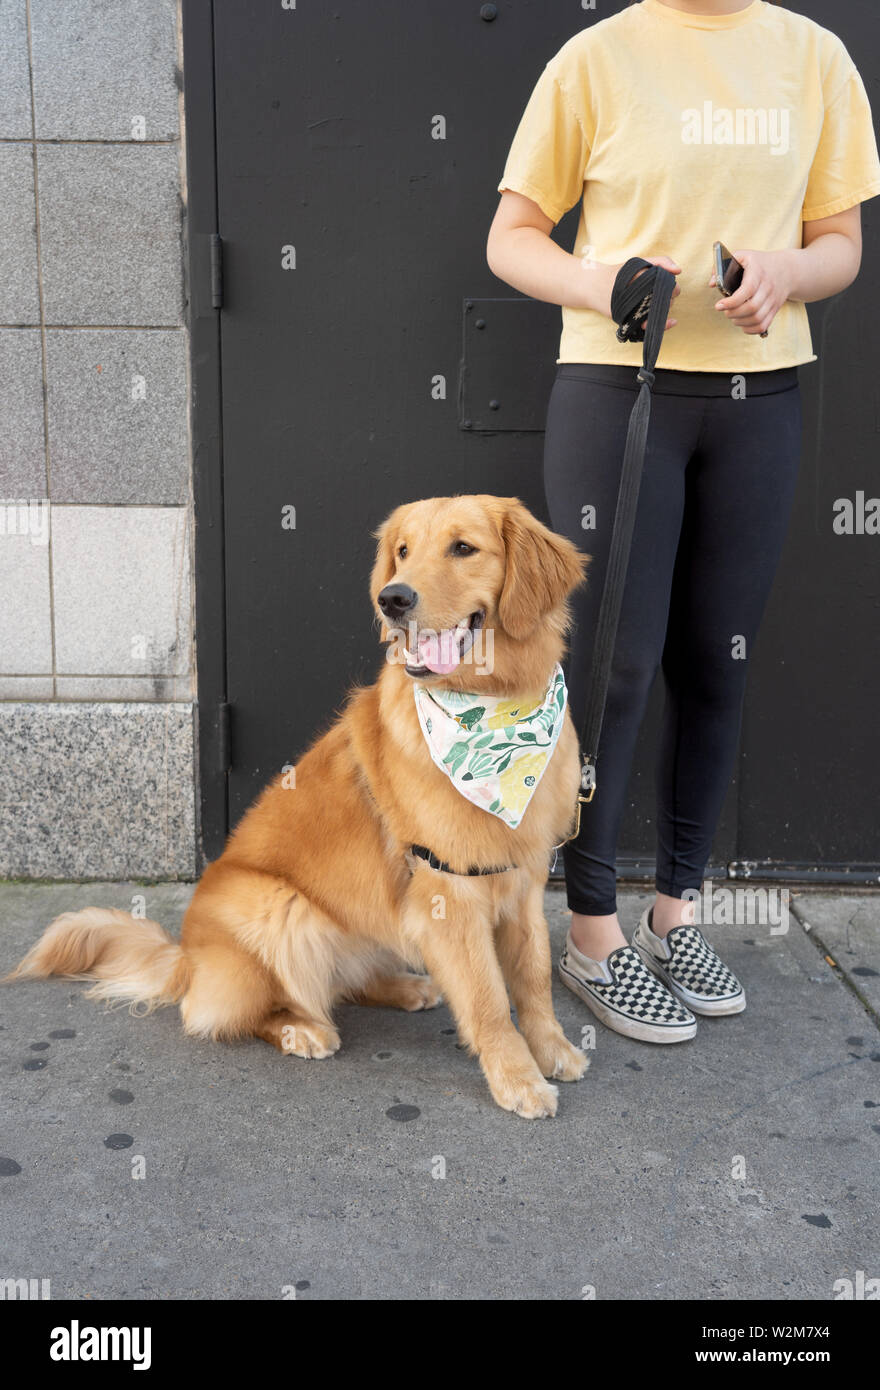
[378,582,418,618]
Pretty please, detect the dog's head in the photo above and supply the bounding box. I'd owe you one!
[370,495,587,691]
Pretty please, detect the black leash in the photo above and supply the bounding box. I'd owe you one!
[556,258,676,849]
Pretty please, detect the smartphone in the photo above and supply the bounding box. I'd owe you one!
[713,240,769,336]
[713,241,744,296]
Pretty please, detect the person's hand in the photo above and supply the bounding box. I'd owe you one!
[601,255,681,330]
[709,249,793,336]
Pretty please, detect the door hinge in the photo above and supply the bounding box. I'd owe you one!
[209,233,223,309]
[216,700,231,774]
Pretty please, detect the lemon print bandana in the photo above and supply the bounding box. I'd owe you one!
[413,663,568,829]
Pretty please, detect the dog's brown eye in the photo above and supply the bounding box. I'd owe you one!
[397,544,407,559]
[451,541,476,557]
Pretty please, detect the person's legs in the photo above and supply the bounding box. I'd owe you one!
[543,369,702,957]
[651,385,803,935]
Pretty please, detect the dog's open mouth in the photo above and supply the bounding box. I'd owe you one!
[403,609,485,677]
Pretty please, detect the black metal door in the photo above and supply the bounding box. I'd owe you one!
[184,0,880,882]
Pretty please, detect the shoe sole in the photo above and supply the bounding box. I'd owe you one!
[558,960,697,1044]
[634,943,746,1017]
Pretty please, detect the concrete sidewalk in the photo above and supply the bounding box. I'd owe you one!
[0,881,878,1301]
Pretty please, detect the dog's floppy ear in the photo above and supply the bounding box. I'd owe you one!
[370,514,396,603]
[497,500,587,641]
[370,506,404,639]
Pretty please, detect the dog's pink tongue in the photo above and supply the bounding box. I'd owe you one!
[418,629,462,675]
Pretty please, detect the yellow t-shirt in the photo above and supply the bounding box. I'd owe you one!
[497,0,880,370]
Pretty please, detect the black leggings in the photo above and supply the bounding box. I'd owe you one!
[543,363,802,916]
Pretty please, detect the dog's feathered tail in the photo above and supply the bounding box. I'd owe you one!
[6,909,190,1012]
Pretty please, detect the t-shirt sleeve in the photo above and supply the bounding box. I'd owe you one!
[803,63,880,221]
[497,58,592,225]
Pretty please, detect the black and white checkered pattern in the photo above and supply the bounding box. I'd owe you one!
[559,944,693,1026]
[639,923,743,1002]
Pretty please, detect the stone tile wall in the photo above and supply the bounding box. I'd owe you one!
[0,1,196,878]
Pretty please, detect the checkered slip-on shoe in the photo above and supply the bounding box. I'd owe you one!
[558,935,696,1044]
[632,909,746,1017]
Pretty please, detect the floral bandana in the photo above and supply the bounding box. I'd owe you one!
[412,663,568,829]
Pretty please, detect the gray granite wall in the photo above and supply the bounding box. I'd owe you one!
[0,0,196,879]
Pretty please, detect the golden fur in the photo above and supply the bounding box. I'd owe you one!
[8,495,590,1118]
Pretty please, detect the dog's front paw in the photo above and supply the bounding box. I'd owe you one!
[528,1029,589,1082]
[489,1065,560,1119]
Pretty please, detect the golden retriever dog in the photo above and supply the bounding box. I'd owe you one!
[9,495,589,1118]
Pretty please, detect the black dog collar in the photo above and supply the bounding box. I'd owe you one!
[409,843,517,876]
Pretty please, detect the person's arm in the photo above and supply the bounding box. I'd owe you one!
[713,205,863,336]
[486,189,680,328]
[785,205,862,301]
